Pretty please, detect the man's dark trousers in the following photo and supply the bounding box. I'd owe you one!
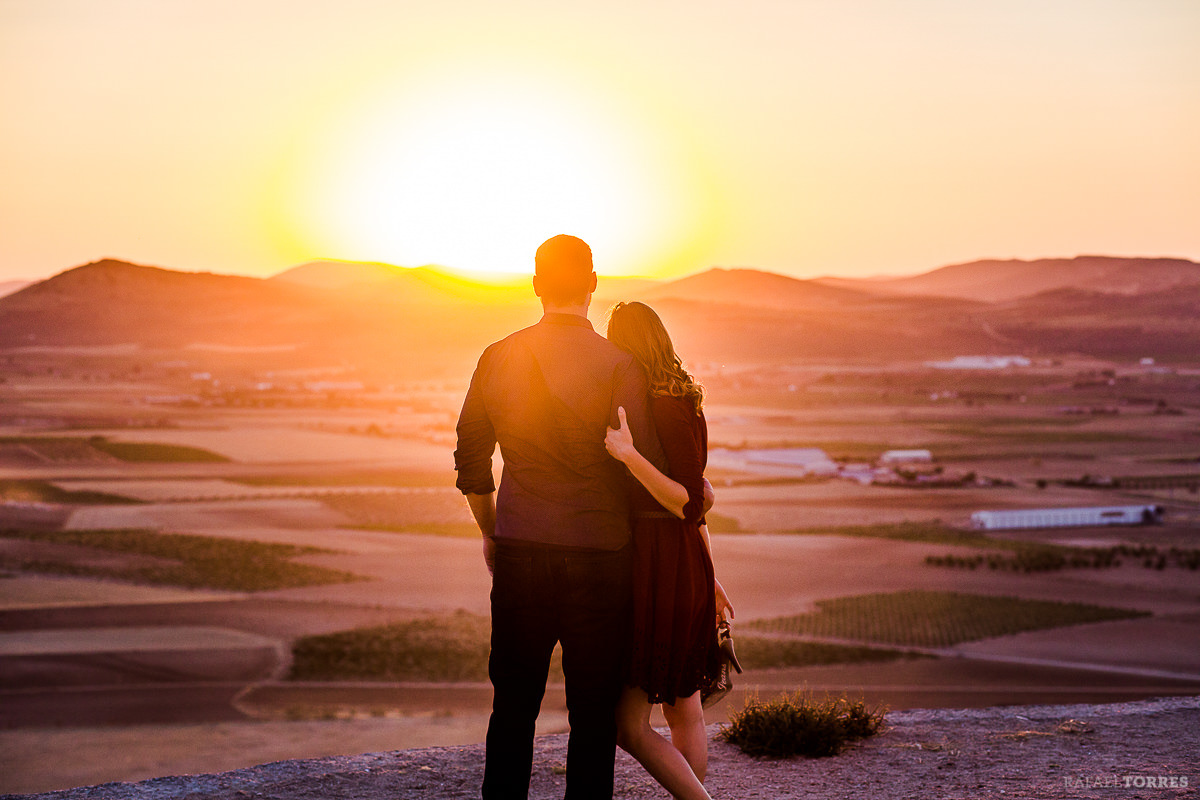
[482,539,632,799]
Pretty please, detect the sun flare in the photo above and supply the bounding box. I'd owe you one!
[291,71,703,279]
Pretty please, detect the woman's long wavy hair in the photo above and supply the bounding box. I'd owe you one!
[606,301,704,414]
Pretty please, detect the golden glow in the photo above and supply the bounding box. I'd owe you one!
[288,69,708,278]
[10,2,1195,283]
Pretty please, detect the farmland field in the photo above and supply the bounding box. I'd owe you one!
[2,349,1199,793]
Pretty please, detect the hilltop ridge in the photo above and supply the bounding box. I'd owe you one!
[3,255,1200,370]
[815,255,1200,302]
[638,267,875,309]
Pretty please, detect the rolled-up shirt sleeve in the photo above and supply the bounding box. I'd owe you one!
[454,357,497,495]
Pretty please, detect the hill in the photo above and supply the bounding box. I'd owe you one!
[0,279,31,299]
[0,259,540,378]
[0,260,990,367]
[0,260,319,347]
[271,260,423,289]
[273,259,658,307]
[272,260,447,292]
[647,294,992,364]
[3,256,1200,376]
[816,256,1200,302]
[978,284,1200,359]
[638,268,874,309]
[270,260,518,304]
[0,260,337,349]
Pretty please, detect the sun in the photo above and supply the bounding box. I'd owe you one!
[290,71,698,278]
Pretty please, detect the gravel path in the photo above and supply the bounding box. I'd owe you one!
[4,696,1196,800]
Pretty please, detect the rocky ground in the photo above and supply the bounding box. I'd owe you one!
[3,696,1196,800]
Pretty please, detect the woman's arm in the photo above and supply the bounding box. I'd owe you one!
[605,407,689,518]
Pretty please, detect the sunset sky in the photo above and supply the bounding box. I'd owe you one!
[2,0,1198,283]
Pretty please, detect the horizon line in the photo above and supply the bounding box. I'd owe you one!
[7,251,1200,288]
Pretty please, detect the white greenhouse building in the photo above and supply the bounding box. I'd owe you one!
[879,449,933,466]
[743,448,839,476]
[970,505,1164,530]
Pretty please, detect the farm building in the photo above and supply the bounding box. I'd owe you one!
[970,505,1164,530]
[745,447,839,475]
[879,449,933,466]
[927,355,1032,370]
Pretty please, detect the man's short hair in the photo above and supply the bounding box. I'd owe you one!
[535,235,594,305]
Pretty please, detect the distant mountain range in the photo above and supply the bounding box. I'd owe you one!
[272,259,660,305]
[639,268,870,309]
[0,280,31,299]
[814,255,1200,302]
[0,259,539,377]
[2,255,1198,376]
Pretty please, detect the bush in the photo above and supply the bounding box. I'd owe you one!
[719,692,886,758]
[926,543,1200,573]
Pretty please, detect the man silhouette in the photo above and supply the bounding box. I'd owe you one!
[455,234,664,799]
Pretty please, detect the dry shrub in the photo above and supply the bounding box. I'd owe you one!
[718,692,886,759]
[1055,719,1092,735]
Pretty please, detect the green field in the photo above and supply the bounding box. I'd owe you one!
[704,512,742,533]
[0,479,138,505]
[290,611,498,682]
[316,492,476,536]
[288,611,921,683]
[928,544,1200,572]
[747,590,1149,648]
[0,528,358,591]
[348,521,482,538]
[922,425,1152,445]
[735,637,923,670]
[0,436,228,463]
[87,438,230,463]
[785,521,1015,549]
[231,470,453,488]
[793,522,1200,573]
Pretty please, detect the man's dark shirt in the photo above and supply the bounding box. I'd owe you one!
[454,313,665,551]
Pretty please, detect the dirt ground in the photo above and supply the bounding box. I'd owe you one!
[3,696,1197,800]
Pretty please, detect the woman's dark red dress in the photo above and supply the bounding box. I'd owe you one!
[627,394,719,705]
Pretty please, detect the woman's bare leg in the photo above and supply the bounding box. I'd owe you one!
[616,686,712,800]
[661,691,708,782]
